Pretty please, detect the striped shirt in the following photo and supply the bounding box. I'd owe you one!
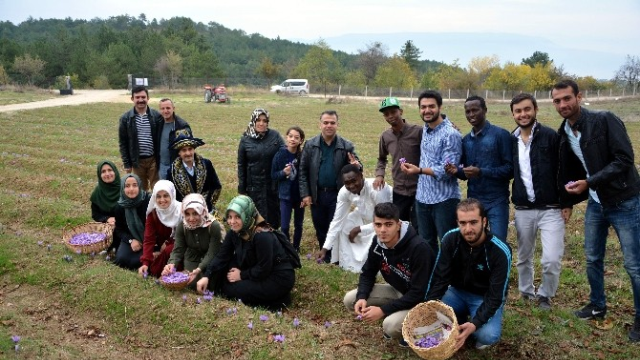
[135,113,154,157]
[416,117,462,204]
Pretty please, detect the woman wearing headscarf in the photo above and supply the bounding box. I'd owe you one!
[237,108,285,228]
[138,180,181,278]
[196,195,295,310]
[114,174,150,270]
[90,160,121,249]
[162,193,223,287]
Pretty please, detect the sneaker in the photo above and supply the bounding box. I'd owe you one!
[537,296,551,311]
[521,293,535,302]
[630,318,640,342]
[398,339,410,348]
[574,303,606,320]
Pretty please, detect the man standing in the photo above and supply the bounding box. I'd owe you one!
[318,164,393,272]
[166,134,222,214]
[400,90,462,253]
[157,98,192,180]
[374,97,422,228]
[510,93,567,310]
[553,79,640,341]
[426,198,512,350]
[118,85,163,191]
[300,110,360,262]
[344,202,433,346]
[445,96,513,241]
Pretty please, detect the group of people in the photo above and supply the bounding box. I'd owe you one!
[89,79,639,349]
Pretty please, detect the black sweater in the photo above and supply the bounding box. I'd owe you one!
[356,223,434,315]
[426,229,512,330]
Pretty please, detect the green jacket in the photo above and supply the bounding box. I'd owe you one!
[169,221,222,272]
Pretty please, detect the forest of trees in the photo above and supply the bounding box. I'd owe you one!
[0,15,637,93]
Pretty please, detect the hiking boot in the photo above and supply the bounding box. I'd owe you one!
[574,303,606,320]
[630,318,640,342]
[537,296,551,311]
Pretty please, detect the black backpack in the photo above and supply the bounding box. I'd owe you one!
[271,229,302,269]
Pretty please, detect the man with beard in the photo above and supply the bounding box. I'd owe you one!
[118,85,163,191]
[343,202,433,347]
[400,90,462,253]
[553,79,640,341]
[374,97,422,229]
[166,134,222,214]
[157,98,192,180]
[445,96,513,241]
[509,93,568,310]
[317,164,392,273]
[426,198,512,350]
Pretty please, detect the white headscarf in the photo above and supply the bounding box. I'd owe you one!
[146,180,182,235]
[181,193,213,230]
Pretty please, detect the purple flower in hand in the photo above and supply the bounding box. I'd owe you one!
[399,157,407,164]
[356,314,362,321]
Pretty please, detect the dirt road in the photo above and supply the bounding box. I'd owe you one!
[0,89,130,113]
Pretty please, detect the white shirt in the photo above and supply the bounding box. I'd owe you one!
[514,127,535,203]
[564,122,600,203]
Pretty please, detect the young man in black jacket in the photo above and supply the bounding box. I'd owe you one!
[553,79,640,341]
[343,202,434,346]
[426,198,512,350]
[510,93,568,310]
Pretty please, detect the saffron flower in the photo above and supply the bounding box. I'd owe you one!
[182,295,187,302]
[69,232,107,246]
[306,253,312,260]
[293,318,300,327]
[143,271,148,279]
[161,271,189,284]
[196,297,201,304]
[260,314,269,322]
[248,321,254,330]
[105,255,111,261]
[203,290,213,302]
[316,258,323,264]
[37,241,43,246]
[273,334,285,343]
[324,321,332,328]
[566,181,576,187]
[11,335,20,343]
[399,157,407,164]
[356,314,362,321]
[414,335,440,348]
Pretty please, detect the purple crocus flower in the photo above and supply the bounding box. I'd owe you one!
[293,318,300,327]
[274,334,285,343]
[324,321,332,328]
[182,295,187,302]
[105,255,111,261]
[259,314,269,322]
[143,271,148,279]
[11,335,20,343]
[306,253,312,260]
[248,321,253,330]
[37,241,43,246]
[196,297,201,304]
[356,314,363,321]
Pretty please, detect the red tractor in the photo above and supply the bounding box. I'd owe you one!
[204,83,230,104]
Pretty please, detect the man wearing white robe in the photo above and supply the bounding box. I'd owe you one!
[318,164,393,272]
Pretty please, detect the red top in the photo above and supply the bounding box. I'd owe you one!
[141,210,175,266]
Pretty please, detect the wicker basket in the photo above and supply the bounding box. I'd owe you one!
[402,301,459,360]
[159,273,190,291]
[62,222,113,255]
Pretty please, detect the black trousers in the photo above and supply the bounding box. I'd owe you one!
[393,191,419,234]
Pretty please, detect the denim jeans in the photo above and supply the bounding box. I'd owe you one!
[584,195,640,318]
[415,198,459,253]
[485,201,509,242]
[280,199,305,251]
[441,286,503,346]
[310,189,338,262]
[158,163,170,181]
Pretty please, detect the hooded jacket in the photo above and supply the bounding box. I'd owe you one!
[426,229,512,330]
[356,222,434,315]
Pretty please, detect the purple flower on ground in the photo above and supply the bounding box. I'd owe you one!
[293,318,300,327]
[182,295,187,302]
[324,321,332,328]
[316,258,323,264]
[273,334,285,343]
[356,314,362,321]
[248,321,253,330]
[105,255,110,261]
[37,241,43,246]
[232,307,237,314]
[11,335,20,343]
[226,308,233,315]
[203,293,213,302]
[196,297,201,304]
[306,253,312,260]
[260,314,269,322]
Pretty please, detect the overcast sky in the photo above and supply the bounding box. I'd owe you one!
[1,0,639,77]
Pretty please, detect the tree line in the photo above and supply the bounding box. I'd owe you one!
[0,15,637,93]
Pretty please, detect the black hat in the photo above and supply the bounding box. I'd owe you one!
[171,134,205,150]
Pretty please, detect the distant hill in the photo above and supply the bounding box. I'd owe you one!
[315,32,625,79]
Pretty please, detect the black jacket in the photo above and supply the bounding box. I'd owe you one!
[558,106,640,208]
[356,223,434,315]
[426,229,512,330]
[511,123,569,208]
[237,130,284,226]
[299,134,360,202]
[156,114,192,165]
[118,107,163,169]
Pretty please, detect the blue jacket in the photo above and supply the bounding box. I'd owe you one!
[271,147,301,202]
[456,121,513,208]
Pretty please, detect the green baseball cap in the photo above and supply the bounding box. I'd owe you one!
[379,97,401,112]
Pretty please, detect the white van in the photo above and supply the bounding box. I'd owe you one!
[270,79,310,95]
